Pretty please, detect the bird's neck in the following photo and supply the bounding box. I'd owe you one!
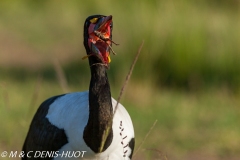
[83,64,113,153]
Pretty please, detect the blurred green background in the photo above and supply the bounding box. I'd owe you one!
[1,0,240,160]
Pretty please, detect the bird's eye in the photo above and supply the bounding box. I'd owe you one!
[90,18,98,24]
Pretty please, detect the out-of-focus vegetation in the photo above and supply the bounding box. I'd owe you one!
[1,0,240,89]
[1,0,240,160]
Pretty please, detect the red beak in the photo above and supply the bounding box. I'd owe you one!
[96,15,112,31]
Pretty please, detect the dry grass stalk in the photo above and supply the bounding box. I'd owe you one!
[100,41,144,153]
[133,119,158,158]
[144,148,168,160]
[28,75,42,114]
[53,59,70,93]
[113,40,144,116]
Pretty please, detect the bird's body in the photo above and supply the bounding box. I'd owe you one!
[23,91,134,159]
[22,15,135,160]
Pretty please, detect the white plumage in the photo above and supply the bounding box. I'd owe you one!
[46,91,134,160]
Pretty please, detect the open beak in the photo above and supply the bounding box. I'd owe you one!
[95,15,112,32]
[87,15,113,67]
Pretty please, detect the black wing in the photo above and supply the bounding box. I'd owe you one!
[128,138,135,159]
[22,94,68,160]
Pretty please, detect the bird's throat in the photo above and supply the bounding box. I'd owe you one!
[83,64,113,153]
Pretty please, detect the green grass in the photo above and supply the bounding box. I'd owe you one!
[1,0,240,88]
[125,85,240,159]
[1,77,240,159]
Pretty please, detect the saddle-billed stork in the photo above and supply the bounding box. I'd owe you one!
[22,15,135,160]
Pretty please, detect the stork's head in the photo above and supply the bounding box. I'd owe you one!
[83,15,113,68]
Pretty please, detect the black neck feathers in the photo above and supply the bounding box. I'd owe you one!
[83,64,113,153]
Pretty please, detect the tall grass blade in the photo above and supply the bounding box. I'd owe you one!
[53,59,70,93]
[133,119,158,157]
